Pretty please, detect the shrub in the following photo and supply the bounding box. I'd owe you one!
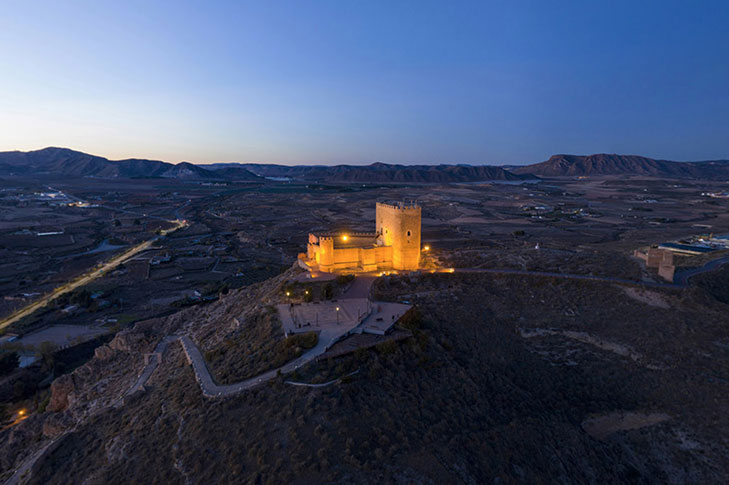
[0,352,19,376]
[336,274,355,286]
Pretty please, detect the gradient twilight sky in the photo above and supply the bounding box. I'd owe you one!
[1,1,728,165]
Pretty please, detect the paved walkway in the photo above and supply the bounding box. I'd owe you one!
[147,276,391,398]
[123,336,176,398]
[176,330,338,398]
[341,276,376,298]
[285,369,360,388]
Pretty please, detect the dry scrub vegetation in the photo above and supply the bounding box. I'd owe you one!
[203,307,318,384]
[21,271,729,483]
[442,247,644,280]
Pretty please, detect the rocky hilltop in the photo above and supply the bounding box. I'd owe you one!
[515,153,729,178]
[3,265,729,483]
[0,147,261,180]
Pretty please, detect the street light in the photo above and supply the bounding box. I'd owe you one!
[342,235,348,242]
[423,245,430,251]
[336,306,340,324]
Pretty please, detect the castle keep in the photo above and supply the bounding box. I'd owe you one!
[299,202,421,273]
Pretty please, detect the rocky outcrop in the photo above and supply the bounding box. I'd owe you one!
[42,412,74,438]
[109,330,147,352]
[47,374,76,413]
[94,345,115,360]
[514,153,729,179]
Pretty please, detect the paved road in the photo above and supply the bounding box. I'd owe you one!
[452,268,680,288]
[674,256,729,286]
[454,254,729,289]
[0,220,187,331]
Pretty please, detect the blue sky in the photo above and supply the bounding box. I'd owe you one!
[1,0,727,165]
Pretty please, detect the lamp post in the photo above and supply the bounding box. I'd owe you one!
[336,306,340,324]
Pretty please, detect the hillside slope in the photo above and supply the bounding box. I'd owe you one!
[0,147,260,180]
[5,269,729,483]
[515,153,729,178]
[235,162,534,182]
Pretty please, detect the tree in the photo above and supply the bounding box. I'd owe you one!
[39,341,57,371]
[71,289,92,308]
[0,352,19,376]
[336,274,355,286]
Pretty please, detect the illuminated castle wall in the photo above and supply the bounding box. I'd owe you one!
[299,202,421,273]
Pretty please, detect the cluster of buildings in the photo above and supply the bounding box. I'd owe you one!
[634,247,676,282]
[635,234,729,282]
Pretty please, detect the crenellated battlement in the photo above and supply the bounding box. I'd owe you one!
[376,201,420,212]
[313,232,379,238]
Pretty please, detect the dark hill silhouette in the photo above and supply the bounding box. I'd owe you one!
[0,148,534,183]
[0,147,258,180]
[231,162,533,183]
[514,153,729,178]
[13,148,729,182]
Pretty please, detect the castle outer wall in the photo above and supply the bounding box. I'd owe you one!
[308,235,393,273]
[299,202,422,273]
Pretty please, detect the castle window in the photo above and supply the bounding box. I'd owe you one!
[407,230,411,237]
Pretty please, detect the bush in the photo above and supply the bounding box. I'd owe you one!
[336,274,355,286]
[286,332,318,350]
[322,283,333,300]
[0,352,19,376]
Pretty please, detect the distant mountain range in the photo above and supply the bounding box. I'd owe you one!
[2,147,729,182]
[220,161,532,183]
[0,147,261,181]
[0,148,532,183]
[512,153,729,178]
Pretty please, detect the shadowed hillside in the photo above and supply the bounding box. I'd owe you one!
[515,154,729,179]
[5,270,729,483]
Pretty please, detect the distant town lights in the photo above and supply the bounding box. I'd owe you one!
[423,245,430,251]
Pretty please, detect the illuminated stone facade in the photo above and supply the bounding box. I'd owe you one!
[299,202,421,273]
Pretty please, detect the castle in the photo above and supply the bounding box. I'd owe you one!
[298,202,421,273]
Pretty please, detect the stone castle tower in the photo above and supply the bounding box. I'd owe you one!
[376,202,421,270]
